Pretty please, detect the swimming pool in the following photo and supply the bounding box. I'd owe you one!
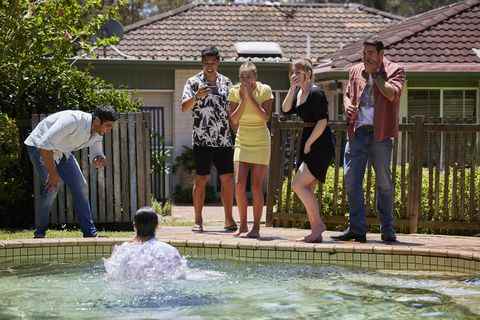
[1,258,479,320]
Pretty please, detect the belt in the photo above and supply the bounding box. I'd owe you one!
[358,125,374,133]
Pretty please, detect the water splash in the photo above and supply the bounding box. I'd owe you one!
[103,239,187,281]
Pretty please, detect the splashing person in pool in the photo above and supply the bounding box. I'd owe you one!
[104,207,186,281]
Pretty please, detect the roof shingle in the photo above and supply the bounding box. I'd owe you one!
[96,2,401,61]
[322,0,480,71]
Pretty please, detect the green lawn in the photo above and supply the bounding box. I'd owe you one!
[0,230,134,240]
[0,217,194,240]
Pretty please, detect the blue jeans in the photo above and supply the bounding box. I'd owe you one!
[27,146,97,237]
[344,127,395,236]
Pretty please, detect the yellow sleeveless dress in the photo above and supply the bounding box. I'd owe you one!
[228,82,273,165]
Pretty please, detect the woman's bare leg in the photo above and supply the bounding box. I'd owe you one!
[246,164,268,238]
[234,161,249,236]
[292,163,326,241]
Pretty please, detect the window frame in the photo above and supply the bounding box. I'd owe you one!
[407,87,479,123]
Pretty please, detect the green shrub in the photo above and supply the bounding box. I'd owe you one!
[172,146,195,174]
[151,198,172,216]
[171,146,218,204]
[0,114,27,224]
[173,185,218,204]
[0,114,19,169]
[280,164,480,223]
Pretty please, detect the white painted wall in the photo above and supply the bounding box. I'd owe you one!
[129,90,174,145]
[174,69,201,157]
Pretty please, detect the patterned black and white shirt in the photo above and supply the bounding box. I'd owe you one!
[182,72,233,147]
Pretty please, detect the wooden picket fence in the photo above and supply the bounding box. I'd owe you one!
[266,115,480,234]
[32,112,152,226]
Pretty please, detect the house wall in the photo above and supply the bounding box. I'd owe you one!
[127,90,174,146]
[406,75,480,122]
[87,61,291,192]
[88,63,175,89]
[407,76,479,88]
[87,62,290,155]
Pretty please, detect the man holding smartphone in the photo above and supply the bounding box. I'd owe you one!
[181,47,236,233]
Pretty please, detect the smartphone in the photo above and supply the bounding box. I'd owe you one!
[207,84,218,95]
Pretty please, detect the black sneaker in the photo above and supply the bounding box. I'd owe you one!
[381,233,397,243]
[83,233,99,238]
[331,231,367,243]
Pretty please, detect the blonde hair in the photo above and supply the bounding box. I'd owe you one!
[239,62,257,77]
[292,58,313,80]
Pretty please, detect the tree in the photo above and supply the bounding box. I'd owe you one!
[354,0,460,16]
[0,0,140,226]
[307,0,460,17]
[118,0,188,25]
[0,0,140,118]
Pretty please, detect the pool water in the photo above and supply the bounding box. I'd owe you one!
[0,259,479,320]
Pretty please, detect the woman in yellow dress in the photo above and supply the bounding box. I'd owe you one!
[228,62,274,238]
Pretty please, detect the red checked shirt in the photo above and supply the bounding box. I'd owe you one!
[344,58,406,141]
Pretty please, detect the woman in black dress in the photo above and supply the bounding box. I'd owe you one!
[282,58,335,243]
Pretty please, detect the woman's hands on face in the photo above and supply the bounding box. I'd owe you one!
[290,73,300,88]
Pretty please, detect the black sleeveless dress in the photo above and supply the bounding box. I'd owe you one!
[285,86,335,183]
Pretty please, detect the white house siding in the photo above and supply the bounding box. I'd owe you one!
[174,69,201,157]
[130,90,174,146]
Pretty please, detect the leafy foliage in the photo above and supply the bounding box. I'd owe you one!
[118,0,188,25]
[0,0,141,226]
[281,165,480,228]
[0,0,140,118]
[0,114,26,223]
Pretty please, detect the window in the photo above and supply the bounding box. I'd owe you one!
[407,88,479,169]
[408,90,441,120]
[408,88,478,122]
[443,90,477,122]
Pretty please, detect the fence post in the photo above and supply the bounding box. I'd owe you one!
[408,115,425,233]
[143,111,152,206]
[266,114,281,227]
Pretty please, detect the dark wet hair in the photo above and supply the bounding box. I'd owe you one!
[133,207,158,239]
[201,46,220,60]
[92,105,120,123]
[363,38,385,52]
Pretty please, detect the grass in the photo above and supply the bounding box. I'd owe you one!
[0,230,134,240]
[0,217,194,240]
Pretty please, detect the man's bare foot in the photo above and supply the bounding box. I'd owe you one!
[303,233,323,243]
[246,229,260,239]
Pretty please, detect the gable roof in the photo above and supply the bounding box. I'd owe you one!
[316,0,480,74]
[94,2,402,63]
